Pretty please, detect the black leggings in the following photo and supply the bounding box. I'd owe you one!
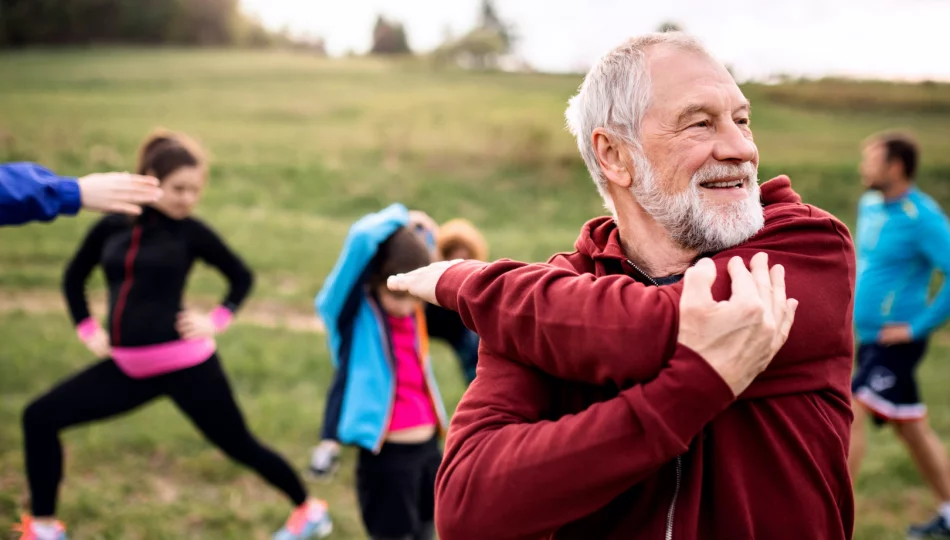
[22,354,307,516]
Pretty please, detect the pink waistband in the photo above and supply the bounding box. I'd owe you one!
[112,338,216,379]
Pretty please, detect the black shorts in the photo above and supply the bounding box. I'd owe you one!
[852,340,929,426]
[356,436,442,539]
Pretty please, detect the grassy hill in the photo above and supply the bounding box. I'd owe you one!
[1,48,950,539]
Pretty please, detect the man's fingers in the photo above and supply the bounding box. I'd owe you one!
[778,298,798,345]
[727,256,756,301]
[749,253,773,314]
[126,174,161,187]
[122,185,163,203]
[770,263,787,326]
[682,258,716,306]
[109,202,143,216]
[387,273,409,292]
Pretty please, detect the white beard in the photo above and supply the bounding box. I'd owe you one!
[628,152,765,253]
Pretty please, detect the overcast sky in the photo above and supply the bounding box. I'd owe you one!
[240,0,950,81]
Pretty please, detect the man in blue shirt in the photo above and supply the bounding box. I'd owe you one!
[849,132,950,538]
[0,162,161,226]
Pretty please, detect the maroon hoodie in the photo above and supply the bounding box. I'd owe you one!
[433,176,856,540]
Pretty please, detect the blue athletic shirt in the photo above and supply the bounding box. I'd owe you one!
[854,186,950,343]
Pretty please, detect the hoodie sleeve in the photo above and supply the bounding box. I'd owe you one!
[435,344,735,540]
[0,162,81,226]
[909,206,950,338]
[435,209,856,390]
[437,259,678,387]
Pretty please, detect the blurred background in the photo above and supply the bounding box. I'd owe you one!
[1,0,950,538]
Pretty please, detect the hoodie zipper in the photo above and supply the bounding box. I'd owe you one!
[112,223,143,345]
[666,457,683,540]
[628,259,682,540]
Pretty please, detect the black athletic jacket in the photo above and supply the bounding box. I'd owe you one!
[62,207,253,347]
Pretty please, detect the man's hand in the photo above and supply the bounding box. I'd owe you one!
[176,310,216,340]
[387,259,466,306]
[677,253,798,396]
[878,323,913,346]
[78,172,162,215]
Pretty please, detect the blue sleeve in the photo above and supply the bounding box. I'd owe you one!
[910,208,950,338]
[0,162,82,226]
[315,203,410,331]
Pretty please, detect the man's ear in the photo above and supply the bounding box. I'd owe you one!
[592,128,633,189]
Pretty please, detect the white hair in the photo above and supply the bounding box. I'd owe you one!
[565,32,712,213]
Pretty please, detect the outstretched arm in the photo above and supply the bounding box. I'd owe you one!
[391,210,853,389]
[1,163,160,226]
[437,259,679,387]
[1,163,82,225]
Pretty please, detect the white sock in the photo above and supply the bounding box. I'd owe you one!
[31,522,62,540]
[939,501,950,523]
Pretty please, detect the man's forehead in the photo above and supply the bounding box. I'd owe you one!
[645,46,743,109]
[863,141,886,155]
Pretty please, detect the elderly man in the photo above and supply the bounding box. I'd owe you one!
[390,32,855,539]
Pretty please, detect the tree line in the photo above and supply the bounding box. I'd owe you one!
[0,0,286,47]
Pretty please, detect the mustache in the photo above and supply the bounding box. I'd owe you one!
[692,161,757,185]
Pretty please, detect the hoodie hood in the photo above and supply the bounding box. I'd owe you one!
[573,175,802,263]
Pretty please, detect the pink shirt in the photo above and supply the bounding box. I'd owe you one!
[386,314,437,432]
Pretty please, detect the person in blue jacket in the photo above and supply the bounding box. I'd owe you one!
[309,204,449,540]
[848,131,950,538]
[0,162,162,226]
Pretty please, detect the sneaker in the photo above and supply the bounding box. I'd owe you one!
[12,515,68,540]
[909,514,950,538]
[273,499,333,540]
[308,441,340,479]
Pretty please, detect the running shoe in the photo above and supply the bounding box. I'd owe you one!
[13,515,68,540]
[273,499,333,540]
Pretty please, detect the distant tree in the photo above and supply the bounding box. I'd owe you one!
[433,27,507,70]
[478,0,514,53]
[657,21,683,33]
[370,15,411,55]
[433,0,519,70]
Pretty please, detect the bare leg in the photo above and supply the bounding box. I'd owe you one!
[849,400,869,480]
[894,418,950,502]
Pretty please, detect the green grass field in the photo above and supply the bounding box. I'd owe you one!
[1,48,950,539]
